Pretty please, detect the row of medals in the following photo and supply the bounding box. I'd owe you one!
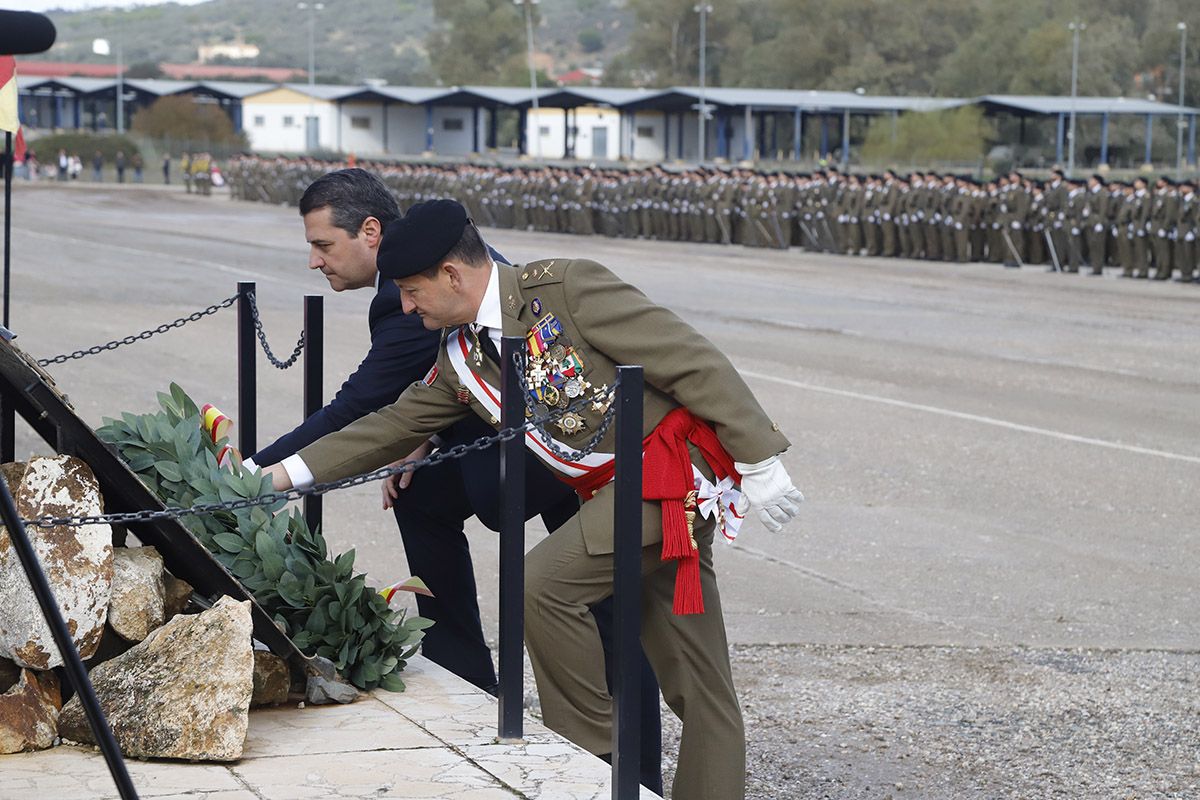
[461,322,612,438]
[526,332,612,438]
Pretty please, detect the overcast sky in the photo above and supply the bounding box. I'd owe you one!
[19,0,209,12]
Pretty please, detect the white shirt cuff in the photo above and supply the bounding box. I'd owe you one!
[242,456,258,472]
[280,454,315,489]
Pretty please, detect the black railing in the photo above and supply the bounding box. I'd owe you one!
[611,365,645,799]
[1,282,649,799]
[236,282,256,456]
[302,294,323,532]
[497,335,528,740]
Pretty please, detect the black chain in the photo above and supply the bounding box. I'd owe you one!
[36,295,239,367]
[245,291,305,370]
[22,379,620,530]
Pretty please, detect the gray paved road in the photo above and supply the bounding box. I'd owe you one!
[7,184,1198,798]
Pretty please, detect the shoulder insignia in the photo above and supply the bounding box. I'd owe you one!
[521,259,567,287]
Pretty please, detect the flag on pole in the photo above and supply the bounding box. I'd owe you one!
[0,56,26,161]
[0,57,19,132]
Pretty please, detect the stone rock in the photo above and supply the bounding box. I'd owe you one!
[0,657,18,692]
[162,572,194,620]
[0,456,113,670]
[0,668,61,753]
[251,650,290,707]
[108,546,165,642]
[58,596,253,761]
[304,655,359,705]
[83,625,136,670]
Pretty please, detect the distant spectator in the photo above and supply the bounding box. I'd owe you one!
[91,151,103,182]
[56,149,68,181]
[162,153,171,184]
[132,153,144,183]
[69,154,82,180]
[23,149,38,181]
[115,150,127,183]
[181,152,191,194]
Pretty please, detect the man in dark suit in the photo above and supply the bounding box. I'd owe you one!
[245,169,662,793]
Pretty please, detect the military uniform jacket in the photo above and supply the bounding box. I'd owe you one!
[298,259,791,556]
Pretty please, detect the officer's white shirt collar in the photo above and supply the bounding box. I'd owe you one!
[470,260,502,335]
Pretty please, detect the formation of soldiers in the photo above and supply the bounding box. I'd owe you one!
[228,156,1200,283]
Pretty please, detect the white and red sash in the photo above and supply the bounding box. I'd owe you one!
[445,327,744,545]
[446,326,615,480]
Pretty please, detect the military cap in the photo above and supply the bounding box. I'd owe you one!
[377,199,470,281]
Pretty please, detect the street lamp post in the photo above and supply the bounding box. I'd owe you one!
[297,2,325,152]
[1067,21,1085,176]
[514,0,541,158]
[694,3,713,162]
[1177,22,1188,176]
[92,38,123,133]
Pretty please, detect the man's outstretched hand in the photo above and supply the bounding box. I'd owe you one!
[734,455,805,533]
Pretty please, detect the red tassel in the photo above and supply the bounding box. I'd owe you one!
[659,500,691,560]
[672,555,704,615]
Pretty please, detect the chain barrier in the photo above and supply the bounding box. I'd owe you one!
[36,295,239,367]
[22,378,620,529]
[245,291,305,370]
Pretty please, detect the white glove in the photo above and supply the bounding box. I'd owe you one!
[733,455,804,533]
[1094,224,1104,233]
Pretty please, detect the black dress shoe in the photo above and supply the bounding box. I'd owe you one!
[480,682,500,697]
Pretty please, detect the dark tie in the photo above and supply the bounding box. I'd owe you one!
[476,325,501,366]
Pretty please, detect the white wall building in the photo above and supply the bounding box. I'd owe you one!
[242,86,340,152]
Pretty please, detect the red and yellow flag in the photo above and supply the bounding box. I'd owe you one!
[0,56,25,160]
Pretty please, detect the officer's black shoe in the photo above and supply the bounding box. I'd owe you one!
[480,682,500,698]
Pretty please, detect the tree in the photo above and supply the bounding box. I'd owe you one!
[131,96,247,148]
[427,0,534,86]
[125,61,164,79]
[860,106,995,165]
[578,28,604,54]
[621,0,751,86]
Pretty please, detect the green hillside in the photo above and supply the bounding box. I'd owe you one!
[33,0,631,86]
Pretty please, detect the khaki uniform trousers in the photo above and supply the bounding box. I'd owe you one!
[525,510,744,800]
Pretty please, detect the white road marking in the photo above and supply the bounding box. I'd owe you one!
[741,369,1200,465]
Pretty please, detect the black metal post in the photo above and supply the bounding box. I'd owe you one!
[302,294,323,531]
[497,334,526,740]
[236,282,256,456]
[4,131,12,329]
[1,132,14,463]
[0,476,139,799]
[611,365,644,799]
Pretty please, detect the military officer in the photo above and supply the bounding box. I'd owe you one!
[1175,178,1198,282]
[1150,176,1179,280]
[1082,174,1109,275]
[261,199,804,800]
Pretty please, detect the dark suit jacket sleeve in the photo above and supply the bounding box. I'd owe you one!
[250,310,441,466]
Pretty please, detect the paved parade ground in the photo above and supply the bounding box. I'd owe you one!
[6,183,1199,798]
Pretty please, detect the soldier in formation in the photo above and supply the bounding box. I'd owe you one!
[227,156,1199,284]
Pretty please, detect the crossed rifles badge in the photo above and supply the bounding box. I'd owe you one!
[524,312,608,437]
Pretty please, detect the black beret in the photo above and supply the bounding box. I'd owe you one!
[377,199,470,280]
